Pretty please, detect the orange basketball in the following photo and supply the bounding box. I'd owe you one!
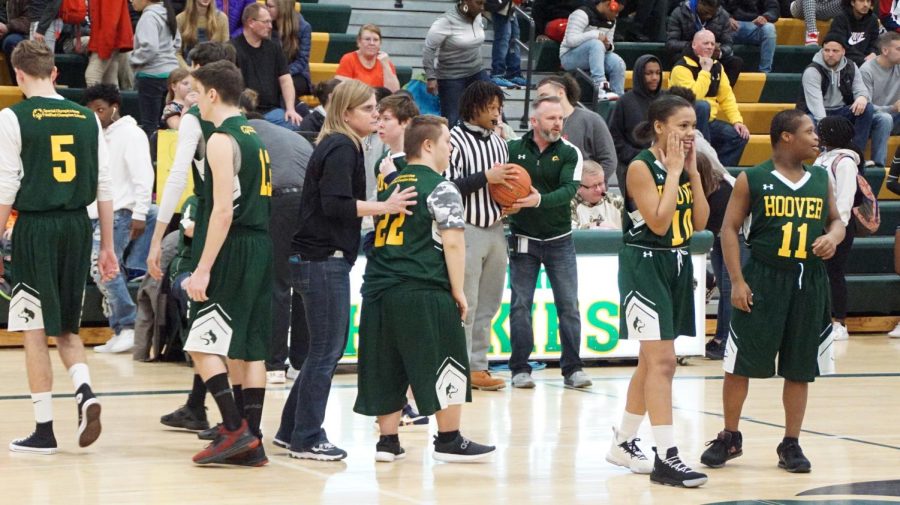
[488,163,532,208]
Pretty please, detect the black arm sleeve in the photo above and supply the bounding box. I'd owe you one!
[450,172,489,200]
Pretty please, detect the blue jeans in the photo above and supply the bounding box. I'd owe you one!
[263,108,303,132]
[438,69,489,127]
[733,21,776,73]
[559,39,626,95]
[276,256,351,450]
[814,104,876,156]
[870,110,900,166]
[508,234,583,377]
[710,118,748,167]
[491,11,521,78]
[91,210,137,334]
[124,204,157,274]
[710,235,750,341]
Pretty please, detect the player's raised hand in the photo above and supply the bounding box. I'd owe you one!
[664,132,685,175]
[379,156,397,177]
[731,279,753,313]
[384,185,418,215]
[452,288,468,321]
[811,234,838,260]
[98,248,119,283]
[185,269,210,302]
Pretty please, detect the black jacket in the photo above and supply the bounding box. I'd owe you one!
[722,0,780,22]
[826,7,880,67]
[609,55,662,169]
[667,0,735,58]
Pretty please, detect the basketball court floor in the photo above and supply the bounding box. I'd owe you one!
[1,334,899,505]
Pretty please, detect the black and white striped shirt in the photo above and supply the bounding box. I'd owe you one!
[448,123,509,227]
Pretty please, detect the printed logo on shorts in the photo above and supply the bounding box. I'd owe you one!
[624,291,661,340]
[185,304,233,356]
[8,283,44,331]
[435,357,467,409]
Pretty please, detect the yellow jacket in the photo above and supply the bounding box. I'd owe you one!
[669,55,743,126]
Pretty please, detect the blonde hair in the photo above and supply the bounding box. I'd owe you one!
[272,0,300,62]
[318,79,375,147]
[178,0,228,51]
[581,160,604,178]
[166,67,191,102]
[357,24,382,42]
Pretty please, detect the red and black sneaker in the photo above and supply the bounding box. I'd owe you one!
[224,445,269,467]
[192,420,259,465]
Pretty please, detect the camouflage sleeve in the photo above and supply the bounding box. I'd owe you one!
[427,181,465,230]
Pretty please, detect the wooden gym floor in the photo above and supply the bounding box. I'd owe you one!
[0,334,899,505]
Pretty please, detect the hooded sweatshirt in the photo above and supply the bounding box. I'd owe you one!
[87,116,154,220]
[860,56,900,113]
[800,50,868,121]
[423,7,485,80]
[609,55,661,168]
[815,148,859,226]
[130,3,182,76]
[826,6,880,67]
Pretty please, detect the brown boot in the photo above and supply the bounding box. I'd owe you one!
[471,370,506,391]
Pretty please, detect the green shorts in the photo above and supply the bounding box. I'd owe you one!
[9,210,91,336]
[724,258,834,383]
[354,287,472,417]
[184,230,272,361]
[618,245,695,341]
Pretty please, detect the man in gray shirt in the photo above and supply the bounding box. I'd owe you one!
[862,31,900,167]
[248,117,313,383]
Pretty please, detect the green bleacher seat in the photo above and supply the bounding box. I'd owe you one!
[298,4,352,34]
[846,237,896,274]
[322,33,357,63]
[878,201,900,233]
[54,54,88,88]
[847,274,900,315]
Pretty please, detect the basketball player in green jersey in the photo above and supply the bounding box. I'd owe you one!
[182,61,274,466]
[354,115,495,463]
[0,40,119,455]
[606,94,710,488]
[700,109,844,473]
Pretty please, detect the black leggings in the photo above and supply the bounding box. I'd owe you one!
[825,218,856,320]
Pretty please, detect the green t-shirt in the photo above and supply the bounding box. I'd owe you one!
[622,149,695,249]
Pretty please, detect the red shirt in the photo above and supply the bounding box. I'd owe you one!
[335,51,396,87]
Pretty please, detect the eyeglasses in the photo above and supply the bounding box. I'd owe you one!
[252,18,273,25]
[580,182,605,190]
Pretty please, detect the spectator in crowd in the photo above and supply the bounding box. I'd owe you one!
[267,0,313,96]
[815,116,861,342]
[274,80,417,462]
[619,0,668,41]
[130,0,182,137]
[532,0,586,37]
[176,0,229,66]
[1,0,29,84]
[862,31,900,168]
[300,78,341,137]
[536,74,618,182]
[506,96,592,390]
[84,84,155,354]
[217,0,256,38]
[797,34,875,157]
[791,0,843,44]
[161,67,197,130]
[231,3,302,130]
[571,160,623,230]
[827,0,879,68]
[337,24,399,92]
[670,30,750,167]
[447,81,514,391]
[609,55,663,184]
[487,1,526,89]
[27,0,63,52]
[668,0,744,86]
[723,0,778,73]
[85,0,134,87]
[559,0,626,100]
[423,0,490,126]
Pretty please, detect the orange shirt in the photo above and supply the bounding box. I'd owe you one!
[335,51,396,88]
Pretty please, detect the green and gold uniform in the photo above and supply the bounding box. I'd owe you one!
[724,160,834,382]
[354,164,470,417]
[373,150,407,193]
[8,97,102,336]
[183,115,273,361]
[619,149,697,341]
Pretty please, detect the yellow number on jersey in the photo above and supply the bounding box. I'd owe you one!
[51,135,76,182]
[374,213,406,247]
[777,222,808,259]
[670,209,694,246]
[258,149,272,196]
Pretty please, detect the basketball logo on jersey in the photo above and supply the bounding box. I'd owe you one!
[185,303,233,356]
[435,357,467,409]
[624,291,661,340]
[8,283,44,332]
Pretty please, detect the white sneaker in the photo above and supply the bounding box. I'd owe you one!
[267,370,286,384]
[888,322,900,338]
[108,329,135,353]
[94,333,120,353]
[286,366,300,380]
[832,322,849,341]
[606,427,653,474]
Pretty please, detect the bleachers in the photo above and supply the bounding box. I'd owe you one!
[296,3,352,34]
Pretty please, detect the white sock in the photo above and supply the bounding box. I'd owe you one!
[32,392,53,423]
[68,363,91,391]
[652,425,675,457]
[617,411,644,443]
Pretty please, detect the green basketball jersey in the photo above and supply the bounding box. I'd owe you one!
[11,97,100,212]
[186,105,216,196]
[622,149,695,248]
[373,150,407,193]
[196,115,271,234]
[363,164,461,297]
[744,160,830,269]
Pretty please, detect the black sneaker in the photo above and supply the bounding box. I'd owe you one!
[777,438,811,473]
[198,423,221,441]
[432,433,495,463]
[224,444,269,467]
[701,430,743,468]
[375,436,406,463]
[705,339,725,360]
[9,430,58,455]
[160,405,210,431]
[289,440,348,461]
[650,447,708,488]
[75,385,102,448]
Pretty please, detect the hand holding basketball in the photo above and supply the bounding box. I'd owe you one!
[488,163,532,208]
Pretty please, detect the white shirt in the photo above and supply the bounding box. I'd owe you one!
[87,115,153,220]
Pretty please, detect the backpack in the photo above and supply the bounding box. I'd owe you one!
[830,154,880,236]
[59,0,87,25]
